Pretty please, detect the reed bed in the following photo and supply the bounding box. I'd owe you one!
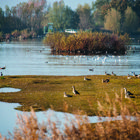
[1,93,140,140]
[43,32,130,55]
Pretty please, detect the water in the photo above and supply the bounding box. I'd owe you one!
[0,40,140,137]
[1,102,136,137]
[0,40,140,76]
[0,87,21,93]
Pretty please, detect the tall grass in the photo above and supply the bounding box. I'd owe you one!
[1,92,140,140]
[43,32,130,55]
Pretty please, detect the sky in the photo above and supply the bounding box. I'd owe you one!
[0,0,94,10]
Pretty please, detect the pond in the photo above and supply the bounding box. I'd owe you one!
[0,87,21,93]
[0,40,140,137]
[0,40,140,76]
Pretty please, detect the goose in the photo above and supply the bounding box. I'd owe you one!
[127,74,131,79]
[89,68,94,72]
[137,74,140,78]
[102,78,110,83]
[84,77,91,81]
[124,93,131,98]
[105,72,111,75]
[112,71,116,76]
[131,72,138,78]
[1,72,3,76]
[72,86,80,95]
[64,92,72,97]
[124,88,134,96]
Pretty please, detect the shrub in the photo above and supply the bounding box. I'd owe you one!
[11,30,20,39]
[43,32,130,55]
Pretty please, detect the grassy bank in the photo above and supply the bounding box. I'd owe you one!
[43,32,130,55]
[0,75,140,116]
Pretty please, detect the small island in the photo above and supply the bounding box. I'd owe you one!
[43,32,130,55]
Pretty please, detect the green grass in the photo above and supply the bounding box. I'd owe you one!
[0,75,140,116]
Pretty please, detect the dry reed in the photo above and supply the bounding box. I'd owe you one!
[1,91,140,140]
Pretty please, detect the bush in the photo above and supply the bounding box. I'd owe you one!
[43,32,130,55]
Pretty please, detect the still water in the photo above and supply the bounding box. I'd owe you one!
[0,40,140,76]
[0,40,140,137]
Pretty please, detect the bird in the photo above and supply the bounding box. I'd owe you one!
[111,71,116,76]
[137,74,140,78]
[105,72,111,75]
[102,78,110,83]
[127,74,131,79]
[124,93,131,98]
[89,68,94,72]
[124,88,134,96]
[72,86,80,95]
[64,92,72,97]
[131,72,138,78]
[0,72,3,76]
[84,76,91,81]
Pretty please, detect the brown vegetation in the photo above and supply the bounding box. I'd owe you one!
[1,93,140,140]
[43,32,130,55]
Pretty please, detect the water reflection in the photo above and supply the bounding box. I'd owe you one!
[0,40,140,76]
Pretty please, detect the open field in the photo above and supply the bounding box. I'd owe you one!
[0,75,140,116]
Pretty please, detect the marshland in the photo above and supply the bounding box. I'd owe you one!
[1,0,140,139]
[0,40,140,139]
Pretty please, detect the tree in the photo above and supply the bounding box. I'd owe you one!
[76,3,93,30]
[48,0,79,31]
[48,0,65,30]
[62,6,79,29]
[0,8,4,32]
[92,0,111,27]
[131,0,140,18]
[123,6,139,33]
[104,8,121,33]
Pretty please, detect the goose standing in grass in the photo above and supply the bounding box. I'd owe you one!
[102,78,110,83]
[105,72,111,75]
[72,86,80,95]
[84,76,91,81]
[137,74,140,78]
[124,93,131,98]
[112,71,116,76]
[127,74,131,79]
[131,72,138,78]
[64,92,72,97]
[124,88,134,96]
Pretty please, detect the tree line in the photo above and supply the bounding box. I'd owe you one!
[0,0,140,41]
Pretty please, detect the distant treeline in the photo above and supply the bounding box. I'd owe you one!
[43,32,130,55]
[0,0,140,42]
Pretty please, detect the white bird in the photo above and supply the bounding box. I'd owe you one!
[64,92,72,97]
[72,86,80,95]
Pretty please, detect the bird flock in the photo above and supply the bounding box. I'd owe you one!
[63,71,139,99]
